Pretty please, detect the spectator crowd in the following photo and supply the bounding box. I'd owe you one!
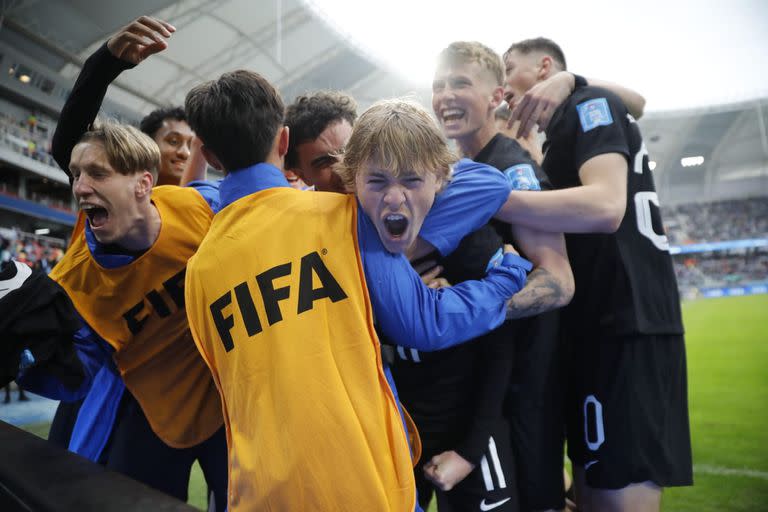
[0,227,65,274]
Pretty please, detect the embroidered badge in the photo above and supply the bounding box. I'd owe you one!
[576,98,613,132]
[503,164,541,191]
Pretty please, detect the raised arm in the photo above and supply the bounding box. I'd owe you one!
[51,16,175,179]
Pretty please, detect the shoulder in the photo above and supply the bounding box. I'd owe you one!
[154,184,212,209]
[569,87,628,120]
[547,86,628,138]
[452,158,502,179]
[477,134,529,168]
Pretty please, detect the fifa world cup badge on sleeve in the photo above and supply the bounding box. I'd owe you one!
[503,164,541,191]
[577,98,613,132]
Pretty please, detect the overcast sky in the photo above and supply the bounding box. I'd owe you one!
[309,0,768,112]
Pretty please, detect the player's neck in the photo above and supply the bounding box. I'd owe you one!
[456,120,498,159]
[118,202,162,252]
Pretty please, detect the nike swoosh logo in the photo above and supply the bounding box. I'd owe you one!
[480,497,511,511]
[584,460,599,470]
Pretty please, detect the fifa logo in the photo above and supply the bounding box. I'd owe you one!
[209,251,348,352]
[122,268,186,335]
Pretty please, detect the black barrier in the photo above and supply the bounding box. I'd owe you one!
[0,420,198,511]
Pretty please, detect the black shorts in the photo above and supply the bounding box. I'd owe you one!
[48,399,83,449]
[504,310,567,511]
[428,421,519,512]
[566,333,693,489]
[105,391,229,512]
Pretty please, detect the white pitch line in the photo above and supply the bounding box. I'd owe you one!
[694,464,768,481]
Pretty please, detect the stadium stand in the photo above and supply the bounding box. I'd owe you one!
[663,197,768,298]
[663,197,768,245]
[0,227,65,273]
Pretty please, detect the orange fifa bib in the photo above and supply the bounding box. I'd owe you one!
[186,188,417,511]
[51,185,223,448]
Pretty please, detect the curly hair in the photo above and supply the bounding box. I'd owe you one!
[139,106,186,139]
[284,91,357,169]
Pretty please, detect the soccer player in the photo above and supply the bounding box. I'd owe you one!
[40,17,226,510]
[183,70,531,511]
[19,122,228,511]
[392,40,574,512]
[497,37,692,511]
[284,90,357,192]
[51,16,205,187]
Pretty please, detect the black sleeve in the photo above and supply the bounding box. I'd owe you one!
[571,88,632,172]
[51,43,135,181]
[454,326,515,465]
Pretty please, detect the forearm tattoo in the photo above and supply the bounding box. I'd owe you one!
[506,267,569,319]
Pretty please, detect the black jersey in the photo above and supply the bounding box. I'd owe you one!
[543,86,683,336]
[475,133,551,244]
[391,133,553,463]
[475,133,552,191]
[390,223,513,462]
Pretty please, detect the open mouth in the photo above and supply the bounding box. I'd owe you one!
[441,108,465,124]
[82,204,109,229]
[383,214,408,237]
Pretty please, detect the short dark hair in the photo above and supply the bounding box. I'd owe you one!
[139,107,186,138]
[284,91,357,169]
[504,37,567,71]
[185,70,284,172]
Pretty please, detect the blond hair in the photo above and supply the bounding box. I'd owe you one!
[437,41,505,86]
[335,98,456,192]
[79,120,160,181]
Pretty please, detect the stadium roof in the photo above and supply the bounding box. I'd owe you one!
[1,0,418,112]
[1,0,767,199]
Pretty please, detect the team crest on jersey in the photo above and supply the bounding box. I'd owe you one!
[577,98,613,132]
[503,164,541,191]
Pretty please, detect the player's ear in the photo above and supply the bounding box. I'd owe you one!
[201,145,224,171]
[538,55,552,80]
[490,85,504,109]
[135,170,153,198]
[277,126,289,158]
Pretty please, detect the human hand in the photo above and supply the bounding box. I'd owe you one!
[502,243,519,257]
[508,120,544,166]
[107,16,176,65]
[413,260,451,289]
[423,450,475,491]
[509,71,575,138]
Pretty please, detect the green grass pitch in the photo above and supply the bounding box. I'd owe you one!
[20,294,768,510]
